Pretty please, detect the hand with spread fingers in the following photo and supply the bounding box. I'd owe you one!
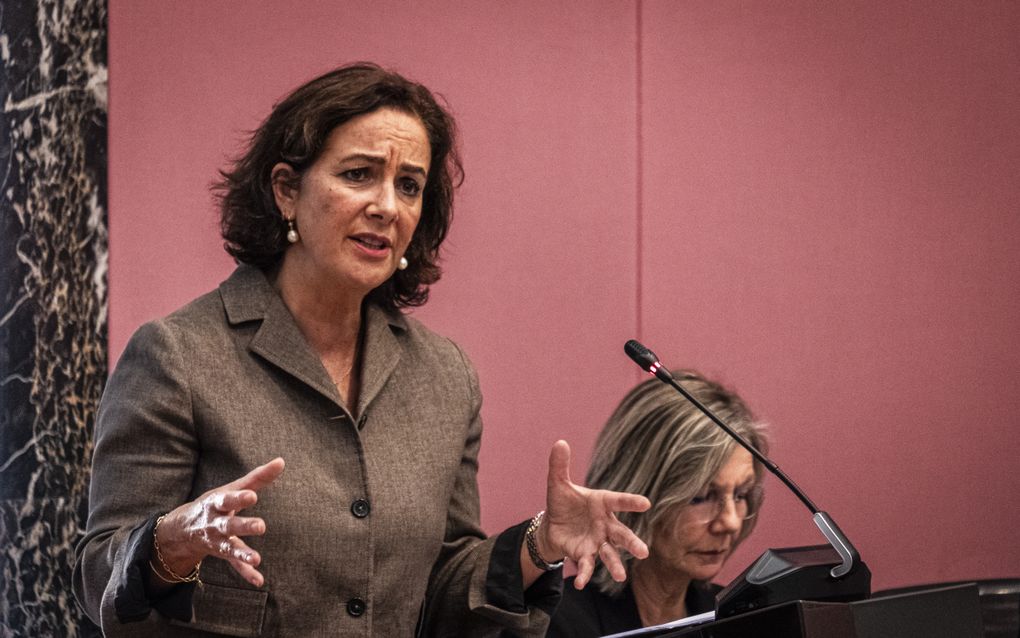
[149,458,285,589]
[535,440,652,590]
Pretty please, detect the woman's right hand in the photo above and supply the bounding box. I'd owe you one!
[151,458,285,588]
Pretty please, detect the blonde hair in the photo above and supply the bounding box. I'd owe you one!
[587,370,769,596]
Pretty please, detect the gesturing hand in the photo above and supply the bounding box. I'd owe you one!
[153,458,285,588]
[539,441,651,590]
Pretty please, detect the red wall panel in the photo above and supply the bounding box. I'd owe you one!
[640,1,1020,588]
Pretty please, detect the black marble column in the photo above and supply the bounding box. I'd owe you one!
[0,0,107,635]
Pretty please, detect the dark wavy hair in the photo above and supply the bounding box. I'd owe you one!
[215,62,463,310]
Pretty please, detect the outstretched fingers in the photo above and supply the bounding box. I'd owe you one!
[546,440,572,488]
[161,459,283,587]
[195,511,269,587]
[215,535,265,587]
[204,458,285,517]
[211,489,258,514]
[201,511,267,538]
[599,515,648,561]
[603,490,652,516]
[224,457,286,493]
[574,553,597,590]
[599,491,651,560]
[599,542,628,583]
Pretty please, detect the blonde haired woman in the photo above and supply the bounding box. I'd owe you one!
[547,371,769,637]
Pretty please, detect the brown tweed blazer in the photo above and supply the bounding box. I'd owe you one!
[74,265,549,637]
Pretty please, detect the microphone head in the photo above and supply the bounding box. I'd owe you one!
[624,339,659,371]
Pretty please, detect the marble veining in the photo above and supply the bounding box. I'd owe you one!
[0,0,107,635]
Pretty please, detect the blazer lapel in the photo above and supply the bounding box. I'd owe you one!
[219,266,343,408]
[356,304,404,418]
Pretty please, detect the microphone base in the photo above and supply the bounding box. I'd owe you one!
[716,544,871,619]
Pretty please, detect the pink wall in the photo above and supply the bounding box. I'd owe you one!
[108,1,1019,591]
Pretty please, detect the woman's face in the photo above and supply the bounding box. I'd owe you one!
[648,448,757,583]
[273,107,431,296]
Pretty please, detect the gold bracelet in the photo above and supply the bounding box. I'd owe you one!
[152,514,202,584]
[148,560,184,584]
[525,511,564,571]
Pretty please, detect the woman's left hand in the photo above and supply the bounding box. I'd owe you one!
[539,440,651,589]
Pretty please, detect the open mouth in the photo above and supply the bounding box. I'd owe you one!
[351,234,391,250]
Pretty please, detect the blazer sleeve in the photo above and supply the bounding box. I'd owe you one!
[72,319,201,634]
[419,344,562,637]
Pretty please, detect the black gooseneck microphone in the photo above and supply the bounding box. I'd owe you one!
[624,339,871,618]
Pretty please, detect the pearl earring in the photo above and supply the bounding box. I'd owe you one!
[286,219,299,244]
[398,256,409,271]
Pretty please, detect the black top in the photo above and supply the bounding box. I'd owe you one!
[547,576,721,638]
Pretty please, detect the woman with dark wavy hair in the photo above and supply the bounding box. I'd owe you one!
[73,63,649,637]
[548,371,769,637]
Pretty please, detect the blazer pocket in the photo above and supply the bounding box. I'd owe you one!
[169,581,269,637]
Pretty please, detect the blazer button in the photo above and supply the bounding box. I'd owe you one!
[357,414,368,430]
[346,597,366,617]
[350,499,370,518]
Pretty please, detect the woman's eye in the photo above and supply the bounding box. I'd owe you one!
[734,486,759,503]
[399,178,423,197]
[342,168,370,182]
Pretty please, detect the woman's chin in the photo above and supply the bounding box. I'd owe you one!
[683,553,728,581]
[323,264,394,298]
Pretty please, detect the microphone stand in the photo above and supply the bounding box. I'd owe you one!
[624,340,871,618]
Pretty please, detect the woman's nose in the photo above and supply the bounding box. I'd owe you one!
[368,184,398,222]
[712,498,743,534]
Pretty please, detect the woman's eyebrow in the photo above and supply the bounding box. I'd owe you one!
[339,153,427,176]
[707,477,757,490]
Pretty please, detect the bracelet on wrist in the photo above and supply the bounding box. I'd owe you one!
[525,510,564,571]
[152,514,202,585]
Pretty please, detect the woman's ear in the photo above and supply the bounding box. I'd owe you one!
[271,162,300,218]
